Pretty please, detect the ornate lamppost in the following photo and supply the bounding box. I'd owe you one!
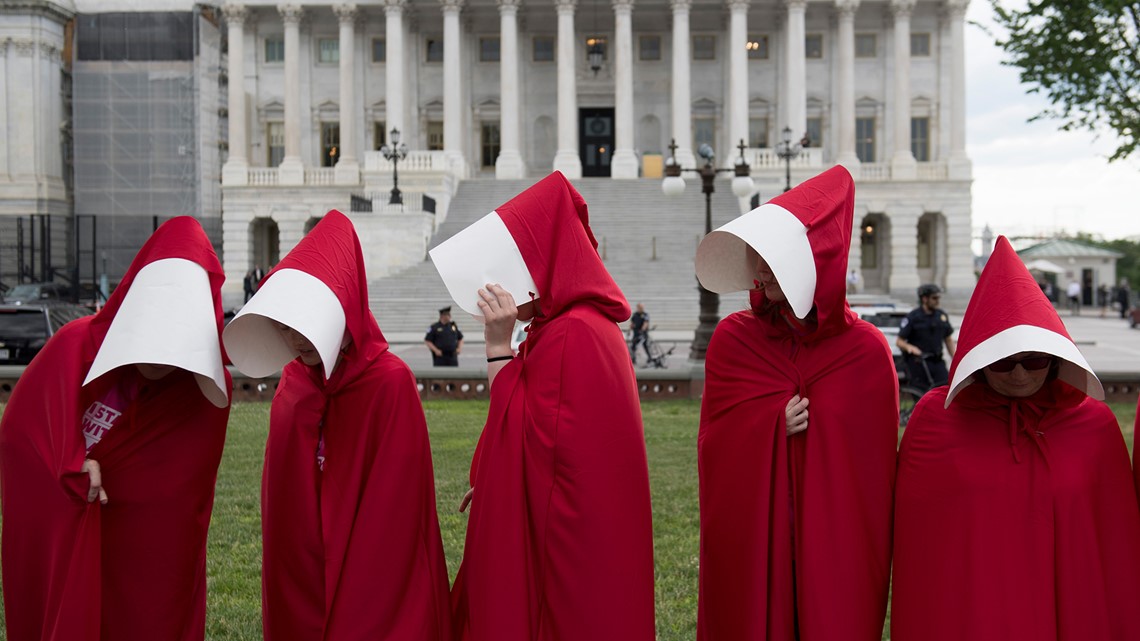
[379,127,409,205]
[775,125,803,193]
[662,138,755,361]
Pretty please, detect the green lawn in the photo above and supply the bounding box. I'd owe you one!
[0,399,1136,640]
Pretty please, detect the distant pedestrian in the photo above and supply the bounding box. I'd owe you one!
[424,306,463,366]
[1117,278,1132,319]
[243,269,255,302]
[847,268,860,294]
[1066,279,1081,315]
[629,303,651,364]
[1098,283,1109,317]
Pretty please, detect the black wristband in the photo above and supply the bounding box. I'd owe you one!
[486,355,514,363]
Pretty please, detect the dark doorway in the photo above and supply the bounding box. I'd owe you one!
[580,108,614,177]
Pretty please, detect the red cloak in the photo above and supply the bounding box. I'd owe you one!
[450,173,656,641]
[0,217,231,641]
[257,211,451,641]
[697,166,898,641]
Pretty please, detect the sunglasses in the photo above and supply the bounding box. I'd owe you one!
[987,355,1054,373]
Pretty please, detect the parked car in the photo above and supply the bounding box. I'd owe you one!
[851,305,909,378]
[0,302,93,365]
[2,282,72,305]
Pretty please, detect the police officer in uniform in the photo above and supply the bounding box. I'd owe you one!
[425,306,464,366]
[896,283,956,391]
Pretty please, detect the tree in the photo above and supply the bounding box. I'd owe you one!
[989,1,1140,161]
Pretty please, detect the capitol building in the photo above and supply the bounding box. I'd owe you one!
[0,0,974,312]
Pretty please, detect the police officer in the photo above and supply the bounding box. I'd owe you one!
[425,306,464,366]
[896,284,956,391]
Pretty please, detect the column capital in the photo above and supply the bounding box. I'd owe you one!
[278,3,304,24]
[784,0,807,11]
[944,0,969,18]
[890,0,916,17]
[497,0,523,11]
[834,0,859,17]
[670,0,692,12]
[222,3,249,26]
[332,3,358,22]
[726,0,749,12]
[440,0,465,12]
[554,0,577,13]
[384,0,407,16]
[613,0,635,12]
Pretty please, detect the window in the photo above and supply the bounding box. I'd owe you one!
[855,33,876,57]
[856,117,875,163]
[805,34,823,59]
[265,36,284,63]
[482,123,501,167]
[693,35,716,60]
[426,38,443,63]
[427,121,444,150]
[639,35,661,61]
[747,35,768,60]
[749,117,769,148]
[480,37,500,62]
[533,36,554,62]
[317,38,339,64]
[374,122,387,150]
[372,38,386,63]
[267,122,284,166]
[910,32,931,57]
[911,117,930,161]
[805,117,822,149]
[693,117,715,152]
[321,122,340,167]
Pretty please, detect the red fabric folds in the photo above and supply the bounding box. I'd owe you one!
[260,211,450,641]
[892,382,1140,640]
[451,173,655,641]
[0,217,231,641]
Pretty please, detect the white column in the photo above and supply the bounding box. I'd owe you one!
[222,4,248,185]
[945,205,976,295]
[384,0,406,137]
[887,207,921,295]
[835,0,859,168]
[727,0,749,157]
[496,0,525,178]
[278,4,304,185]
[670,0,695,168]
[890,0,916,177]
[784,0,807,141]
[552,0,583,178]
[442,0,468,177]
[946,0,971,178]
[611,0,638,178]
[334,4,359,184]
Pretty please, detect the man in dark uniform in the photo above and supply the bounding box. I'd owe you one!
[629,303,650,365]
[896,283,956,391]
[425,306,464,366]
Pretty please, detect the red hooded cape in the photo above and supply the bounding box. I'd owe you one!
[697,166,898,641]
[450,172,655,641]
[892,237,1140,641]
[0,217,231,641]
[259,211,450,641]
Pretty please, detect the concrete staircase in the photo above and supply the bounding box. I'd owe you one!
[368,176,754,336]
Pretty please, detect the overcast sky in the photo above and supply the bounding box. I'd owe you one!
[966,1,1140,243]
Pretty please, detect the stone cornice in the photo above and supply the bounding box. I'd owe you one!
[0,1,75,25]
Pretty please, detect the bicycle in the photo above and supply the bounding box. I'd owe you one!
[898,353,940,428]
[629,325,675,369]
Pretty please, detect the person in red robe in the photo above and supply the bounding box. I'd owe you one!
[430,172,655,641]
[892,235,1140,641]
[224,210,450,641]
[0,217,232,641]
[693,165,898,641]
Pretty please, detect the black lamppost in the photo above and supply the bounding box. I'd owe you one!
[379,127,409,205]
[775,125,802,192]
[662,138,754,361]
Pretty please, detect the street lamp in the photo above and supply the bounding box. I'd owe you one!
[662,138,754,361]
[775,125,802,193]
[379,127,409,205]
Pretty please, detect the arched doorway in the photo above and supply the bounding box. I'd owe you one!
[859,213,890,292]
[250,217,280,273]
[917,212,948,288]
[303,216,322,236]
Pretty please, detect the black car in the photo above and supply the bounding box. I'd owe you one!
[0,302,93,365]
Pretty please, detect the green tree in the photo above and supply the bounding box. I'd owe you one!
[990,1,1140,161]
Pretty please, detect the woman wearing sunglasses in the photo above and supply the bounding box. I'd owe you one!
[891,236,1140,641]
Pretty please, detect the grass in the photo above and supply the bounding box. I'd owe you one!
[0,399,1136,640]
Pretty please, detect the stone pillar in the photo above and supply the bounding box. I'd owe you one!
[890,0,917,177]
[334,3,360,184]
[442,0,468,177]
[946,0,971,179]
[496,0,525,178]
[727,0,749,157]
[784,0,807,140]
[385,0,406,137]
[279,4,305,185]
[222,4,249,185]
[611,0,639,178]
[553,0,583,178]
[835,0,859,168]
[945,205,976,295]
[888,207,921,295]
[670,0,695,168]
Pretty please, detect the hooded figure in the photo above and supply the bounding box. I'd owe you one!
[891,236,1140,641]
[431,172,655,641]
[0,217,232,641]
[694,165,898,641]
[223,211,450,641]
